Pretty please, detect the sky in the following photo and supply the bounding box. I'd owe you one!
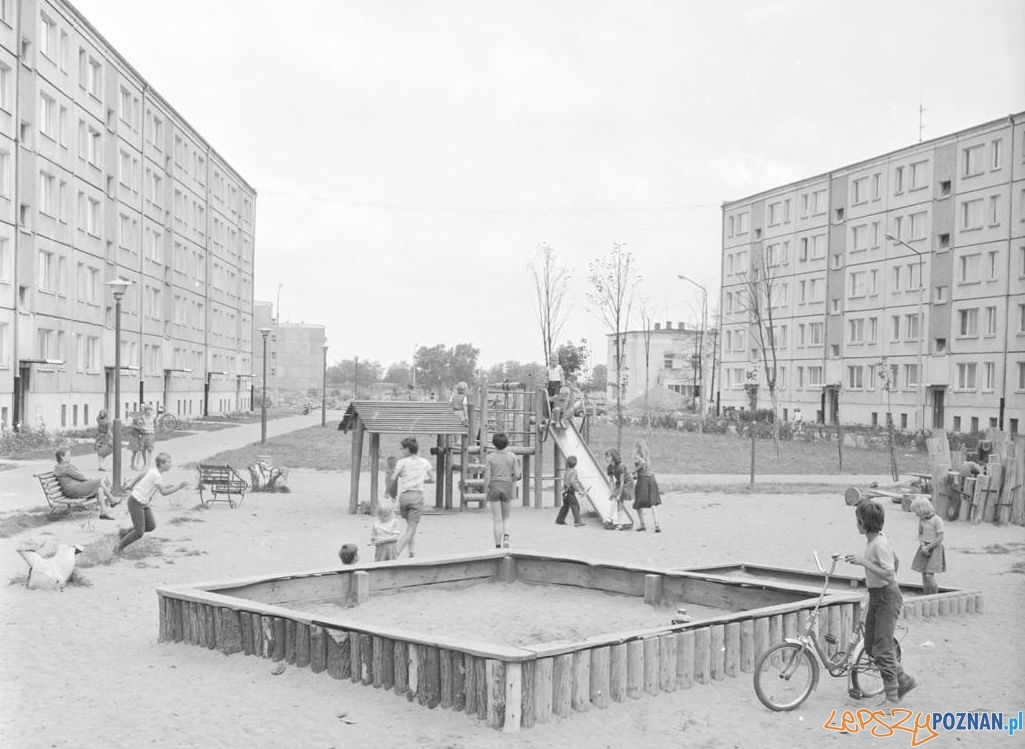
[72,0,1025,372]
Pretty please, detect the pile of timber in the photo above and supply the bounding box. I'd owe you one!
[929,430,1024,526]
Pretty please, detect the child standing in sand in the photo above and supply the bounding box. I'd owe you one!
[371,503,401,561]
[910,496,945,595]
[844,501,917,704]
[116,452,189,554]
[632,439,662,533]
[484,432,521,548]
[605,449,632,531]
[555,455,587,526]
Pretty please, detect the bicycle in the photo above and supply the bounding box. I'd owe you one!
[155,406,179,433]
[753,552,904,711]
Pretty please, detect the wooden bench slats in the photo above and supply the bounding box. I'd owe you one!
[34,471,98,520]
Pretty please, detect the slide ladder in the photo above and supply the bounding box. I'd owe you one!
[547,420,634,528]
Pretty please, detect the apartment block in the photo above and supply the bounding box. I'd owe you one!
[252,301,326,403]
[0,0,256,430]
[719,112,1025,433]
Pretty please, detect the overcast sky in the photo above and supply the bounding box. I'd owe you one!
[73,0,1025,371]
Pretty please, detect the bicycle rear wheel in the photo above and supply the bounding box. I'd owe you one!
[850,640,903,698]
[754,643,820,711]
[159,413,179,432]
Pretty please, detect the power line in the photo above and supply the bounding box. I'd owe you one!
[256,188,720,216]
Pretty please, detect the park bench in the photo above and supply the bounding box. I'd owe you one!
[34,471,99,520]
[197,464,248,508]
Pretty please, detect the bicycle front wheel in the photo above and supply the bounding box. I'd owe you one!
[159,413,179,432]
[850,639,903,698]
[754,643,820,711]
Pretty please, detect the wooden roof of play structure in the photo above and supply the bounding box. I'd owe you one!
[337,400,467,435]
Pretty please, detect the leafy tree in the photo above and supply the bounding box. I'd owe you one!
[327,359,382,387]
[529,244,571,368]
[588,243,639,453]
[588,364,608,391]
[555,339,589,383]
[485,360,544,384]
[413,343,480,395]
[383,361,413,387]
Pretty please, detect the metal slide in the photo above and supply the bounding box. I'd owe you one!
[547,420,634,528]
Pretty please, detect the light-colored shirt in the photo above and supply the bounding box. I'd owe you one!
[485,449,520,485]
[372,517,399,544]
[131,466,163,506]
[564,467,586,494]
[393,455,432,495]
[864,533,897,589]
[548,364,564,383]
[918,514,943,545]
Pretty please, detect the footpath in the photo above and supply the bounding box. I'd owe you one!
[1,413,900,514]
[0,412,338,513]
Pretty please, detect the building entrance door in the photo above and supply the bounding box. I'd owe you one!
[931,388,946,430]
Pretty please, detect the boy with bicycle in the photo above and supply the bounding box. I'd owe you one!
[844,500,917,705]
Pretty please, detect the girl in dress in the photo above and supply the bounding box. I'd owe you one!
[632,440,662,533]
[910,495,945,595]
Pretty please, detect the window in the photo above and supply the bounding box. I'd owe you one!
[145,229,162,262]
[86,57,101,97]
[811,189,827,215]
[891,315,901,341]
[849,271,866,297]
[799,237,808,261]
[1021,246,1025,276]
[959,253,981,283]
[1018,363,1025,390]
[956,362,977,390]
[961,199,983,230]
[39,92,56,138]
[983,362,995,391]
[868,317,878,343]
[869,269,879,295]
[0,62,10,111]
[852,177,868,204]
[809,234,825,260]
[988,251,999,280]
[892,266,901,292]
[38,250,54,292]
[935,285,947,303]
[847,365,864,389]
[958,307,979,336]
[989,195,1002,226]
[909,160,928,190]
[963,144,985,176]
[939,180,951,197]
[847,318,865,343]
[909,212,927,239]
[905,313,921,340]
[991,139,1002,170]
[851,224,867,251]
[1019,303,1025,333]
[809,323,823,345]
[768,201,781,225]
[905,364,920,387]
[663,354,673,370]
[39,171,55,215]
[40,14,57,60]
[808,366,823,385]
[736,212,749,235]
[37,328,53,359]
[938,233,950,249]
[0,237,8,283]
[894,166,904,193]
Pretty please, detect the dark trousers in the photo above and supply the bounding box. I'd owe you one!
[118,496,156,550]
[556,491,581,523]
[864,584,904,687]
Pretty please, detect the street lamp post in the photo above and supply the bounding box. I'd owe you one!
[321,343,328,427]
[260,327,270,444]
[106,278,133,491]
[885,233,927,430]
[677,275,708,415]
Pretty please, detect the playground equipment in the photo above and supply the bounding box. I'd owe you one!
[339,380,622,522]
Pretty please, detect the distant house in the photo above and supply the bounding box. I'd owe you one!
[605,322,715,408]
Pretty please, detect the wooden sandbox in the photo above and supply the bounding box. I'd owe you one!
[156,551,982,731]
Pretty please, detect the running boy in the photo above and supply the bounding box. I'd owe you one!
[844,500,917,704]
[116,452,189,553]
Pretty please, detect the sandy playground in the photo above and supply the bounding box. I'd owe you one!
[2,467,1024,749]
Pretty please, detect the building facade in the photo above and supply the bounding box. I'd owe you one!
[252,301,326,403]
[719,112,1025,433]
[0,0,256,430]
[605,322,714,407]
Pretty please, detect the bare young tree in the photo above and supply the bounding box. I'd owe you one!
[637,297,655,433]
[587,243,639,453]
[528,243,572,369]
[738,257,784,455]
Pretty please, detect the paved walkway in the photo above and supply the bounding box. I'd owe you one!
[0,415,905,513]
[0,412,342,513]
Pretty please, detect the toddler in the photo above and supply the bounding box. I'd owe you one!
[910,496,945,595]
[338,543,359,565]
[371,502,401,561]
[552,386,572,429]
[451,382,469,424]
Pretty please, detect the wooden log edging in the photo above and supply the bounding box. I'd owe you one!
[156,585,982,730]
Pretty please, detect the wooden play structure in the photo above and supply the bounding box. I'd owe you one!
[338,381,623,523]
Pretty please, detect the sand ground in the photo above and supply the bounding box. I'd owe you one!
[1,466,1023,749]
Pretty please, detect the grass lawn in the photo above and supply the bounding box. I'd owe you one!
[198,419,930,477]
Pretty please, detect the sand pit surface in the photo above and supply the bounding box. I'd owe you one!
[2,466,1024,748]
[304,580,727,647]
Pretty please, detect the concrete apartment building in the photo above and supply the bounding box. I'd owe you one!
[252,301,326,402]
[0,0,256,431]
[606,322,714,406]
[719,112,1025,434]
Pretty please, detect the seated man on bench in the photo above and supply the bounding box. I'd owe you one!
[53,447,121,520]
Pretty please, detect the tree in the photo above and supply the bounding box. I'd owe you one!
[327,359,382,387]
[485,360,544,384]
[637,298,655,429]
[555,339,589,383]
[588,243,639,453]
[383,362,412,387]
[413,343,480,396]
[529,244,572,368]
[588,364,608,391]
[738,259,784,456]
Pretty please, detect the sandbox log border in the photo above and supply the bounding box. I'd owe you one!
[157,551,982,732]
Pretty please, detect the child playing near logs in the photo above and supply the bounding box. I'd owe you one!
[338,543,359,565]
[116,452,190,554]
[604,448,632,531]
[555,455,587,527]
[371,502,401,561]
[910,496,945,595]
[632,439,662,533]
[844,500,917,704]
[450,381,469,425]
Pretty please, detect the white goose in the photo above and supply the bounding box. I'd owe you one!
[17,542,83,590]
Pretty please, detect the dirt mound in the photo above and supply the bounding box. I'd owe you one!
[625,387,689,411]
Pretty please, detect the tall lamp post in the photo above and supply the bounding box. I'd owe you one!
[321,343,329,427]
[885,233,927,429]
[260,327,270,444]
[677,275,708,414]
[106,278,133,491]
